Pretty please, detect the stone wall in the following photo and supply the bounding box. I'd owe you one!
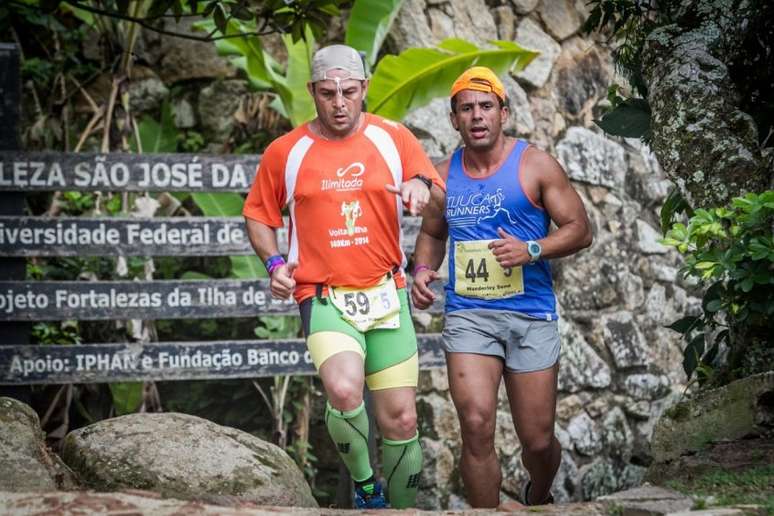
[388,0,697,508]
[112,0,696,508]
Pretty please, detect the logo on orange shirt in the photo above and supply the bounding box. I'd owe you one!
[321,162,365,192]
[341,200,362,236]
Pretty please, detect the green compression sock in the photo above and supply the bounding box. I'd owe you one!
[382,433,423,509]
[325,401,373,482]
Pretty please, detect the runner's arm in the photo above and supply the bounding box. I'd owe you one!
[244,217,281,262]
[410,160,449,309]
[244,217,296,299]
[414,158,450,270]
[528,147,593,259]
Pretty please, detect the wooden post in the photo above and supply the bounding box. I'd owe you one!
[0,43,31,403]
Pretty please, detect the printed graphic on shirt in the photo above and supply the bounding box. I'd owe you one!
[341,200,362,236]
[322,162,365,192]
[446,187,517,227]
[329,201,369,248]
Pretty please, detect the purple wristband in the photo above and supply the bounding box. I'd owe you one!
[413,264,431,276]
[265,255,286,275]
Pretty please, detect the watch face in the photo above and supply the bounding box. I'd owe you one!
[528,241,541,258]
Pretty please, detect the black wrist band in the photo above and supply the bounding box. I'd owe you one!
[414,174,433,190]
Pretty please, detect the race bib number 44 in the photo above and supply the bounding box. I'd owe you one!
[454,240,524,299]
[329,277,401,332]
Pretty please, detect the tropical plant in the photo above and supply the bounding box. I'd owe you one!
[367,38,536,122]
[3,0,346,42]
[198,0,538,126]
[661,191,774,387]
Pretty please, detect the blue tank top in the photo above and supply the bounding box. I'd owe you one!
[444,140,557,320]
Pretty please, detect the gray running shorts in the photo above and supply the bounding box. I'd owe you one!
[442,309,560,373]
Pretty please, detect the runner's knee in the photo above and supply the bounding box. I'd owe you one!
[384,409,417,439]
[521,432,555,456]
[325,378,363,410]
[458,409,496,447]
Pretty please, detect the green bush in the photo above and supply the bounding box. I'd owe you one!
[662,191,774,386]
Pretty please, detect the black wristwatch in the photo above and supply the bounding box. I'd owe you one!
[413,174,433,190]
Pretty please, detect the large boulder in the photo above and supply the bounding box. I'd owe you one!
[61,412,317,508]
[0,397,78,491]
[649,372,774,464]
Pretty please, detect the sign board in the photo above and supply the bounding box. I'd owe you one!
[0,335,446,384]
[0,280,445,320]
[0,216,421,257]
[0,152,258,192]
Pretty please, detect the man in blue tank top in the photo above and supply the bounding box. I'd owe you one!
[411,67,592,508]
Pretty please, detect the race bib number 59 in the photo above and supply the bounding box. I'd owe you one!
[329,276,401,332]
[454,240,524,299]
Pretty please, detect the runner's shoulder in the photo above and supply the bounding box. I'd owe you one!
[263,124,311,159]
[520,144,567,182]
[366,113,406,131]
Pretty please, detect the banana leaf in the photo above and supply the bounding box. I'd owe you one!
[273,27,316,127]
[131,101,176,153]
[194,18,276,90]
[192,192,265,278]
[345,0,404,68]
[367,39,538,121]
[109,382,144,415]
[195,18,314,127]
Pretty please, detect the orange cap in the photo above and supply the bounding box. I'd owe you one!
[450,66,507,101]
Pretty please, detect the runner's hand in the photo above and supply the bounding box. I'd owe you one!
[385,177,430,215]
[411,268,439,310]
[270,262,297,300]
[489,228,530,267]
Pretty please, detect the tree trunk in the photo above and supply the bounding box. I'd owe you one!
[641,0,772,208]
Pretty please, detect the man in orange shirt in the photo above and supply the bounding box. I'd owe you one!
[243,44,444,509]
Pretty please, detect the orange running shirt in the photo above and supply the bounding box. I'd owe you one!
[243,113,445,303]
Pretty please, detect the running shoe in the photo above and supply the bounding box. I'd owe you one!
[354,480,388,509]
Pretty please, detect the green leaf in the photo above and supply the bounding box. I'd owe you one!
[230,255,265,278]
[682,333,705,379]
[196,18,313,126]
[181,271,211,280]
[345,0,404,67]
[191,192,244,217]
[230,3,253,20]
[705,299,723,312]
[213,4,227,34]
[59,3,95,24]
[109,382,144,416]
[278,26,316,126]
[666,315,702,335]
[702,281,724,310]
[131,101,177,153]
[594,98,651,138]
[190,193,265,278]
[147,0,176,19]
[660,187,692,234]
[367,38,538,121]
